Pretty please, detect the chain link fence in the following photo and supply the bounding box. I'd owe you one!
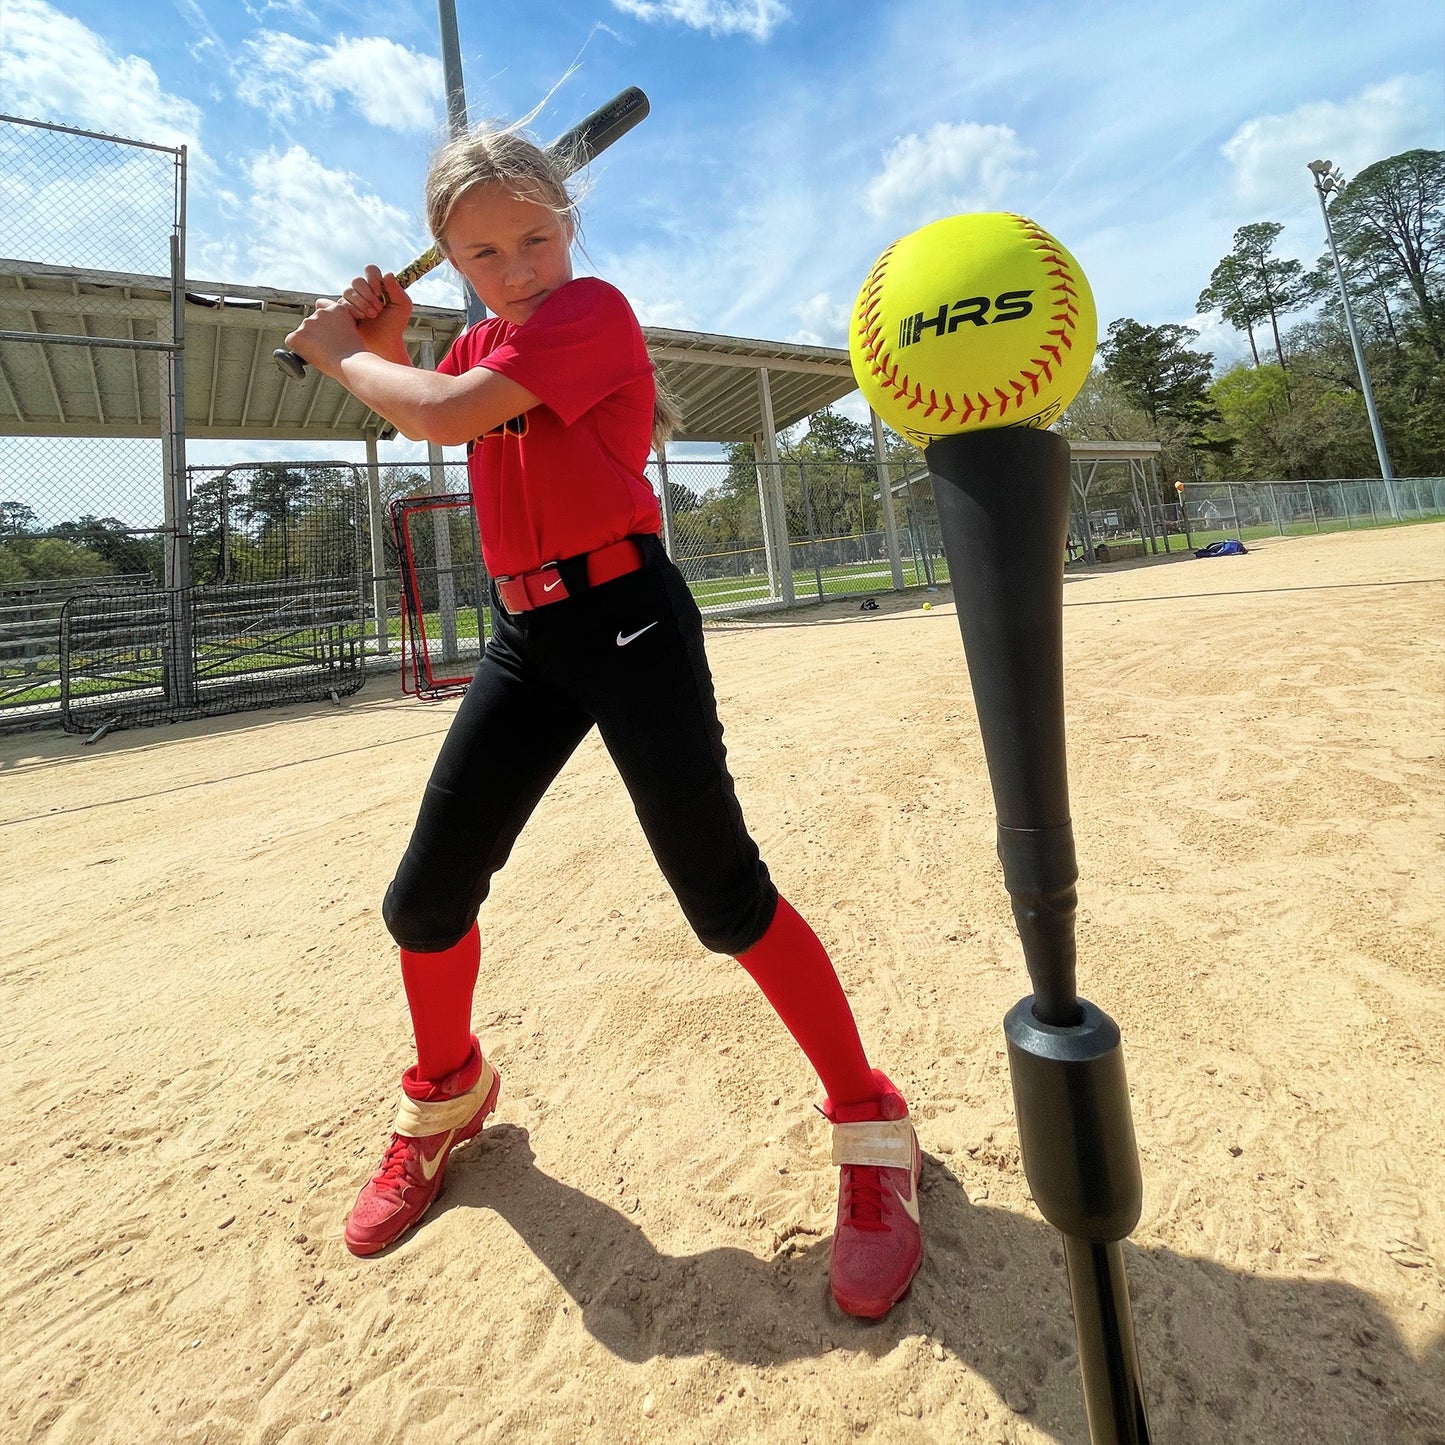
[1061,473,1445,564]
[11,445,1445,731]
[1,116,193,729]
[1177,478,1445,544]
[655,457,946,607]
[1,114,182,277]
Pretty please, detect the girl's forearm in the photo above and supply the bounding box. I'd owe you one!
[333,351,494,445]
[333,350,445,440]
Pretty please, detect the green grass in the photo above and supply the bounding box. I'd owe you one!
[686,554,950,610]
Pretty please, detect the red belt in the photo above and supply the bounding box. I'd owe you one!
[494,537,646,615]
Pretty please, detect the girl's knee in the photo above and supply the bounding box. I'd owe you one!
[381,878,477,954]
[694,883,778,956]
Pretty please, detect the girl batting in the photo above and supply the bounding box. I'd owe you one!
[284,122,922,1319]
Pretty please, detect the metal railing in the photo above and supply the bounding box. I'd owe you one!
[6,453,1443,730]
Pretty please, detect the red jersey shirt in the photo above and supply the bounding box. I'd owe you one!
[436,276,662,577]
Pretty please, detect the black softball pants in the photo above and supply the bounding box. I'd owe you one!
[382,536,778,957]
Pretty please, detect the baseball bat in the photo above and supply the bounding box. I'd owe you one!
[273,85,650,380]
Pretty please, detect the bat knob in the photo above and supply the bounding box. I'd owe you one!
[273,348,308,380]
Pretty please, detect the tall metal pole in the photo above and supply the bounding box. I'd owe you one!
[1307,161,1399,519]
[164,145,197,707]
[437,0,486,327]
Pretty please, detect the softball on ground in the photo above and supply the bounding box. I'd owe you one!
[922,602,933,610]
[849,212,1097,447]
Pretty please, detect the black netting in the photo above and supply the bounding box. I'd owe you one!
[59,579,365,735]
[390,494,489,700]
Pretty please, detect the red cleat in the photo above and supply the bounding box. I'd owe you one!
[822,1072,923,1319]
[344,1039,501,1257]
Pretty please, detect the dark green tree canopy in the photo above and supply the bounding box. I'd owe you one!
[1198,254,1263,367]
[1223,222,1316,372]
[1100,319,1216,427]
[1327,148,1445,350]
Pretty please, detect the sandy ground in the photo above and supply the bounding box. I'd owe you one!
[3,521,1443,1445]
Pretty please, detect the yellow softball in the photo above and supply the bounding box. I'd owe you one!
[849,212,1097,447]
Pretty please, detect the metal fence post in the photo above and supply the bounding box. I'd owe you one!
[799,461,824,602]
[656,440,676,561]
[870,412,906,590]
[363,435,390,656]
[755,368,793,605]
[164,165,197,710]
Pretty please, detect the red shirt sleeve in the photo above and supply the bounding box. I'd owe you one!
[472,279,651,424]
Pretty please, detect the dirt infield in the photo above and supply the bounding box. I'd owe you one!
[4,521,1442,1444]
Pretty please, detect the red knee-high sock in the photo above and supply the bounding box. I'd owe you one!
[399,924,480,1084]
[736,895,881,1110]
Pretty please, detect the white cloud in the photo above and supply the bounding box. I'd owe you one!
[243,0,319,21]
[234,31,443,132]
[863,121,1037,230]
[631,295,701,329]
[0,0,204,154]
[238,146,422,292]
[1190,310,1255,369]
[0,142,181,275]
[608,0,789,41]
[1221,75,1444,215]
[791,291,850,347]
[408,270,465,310]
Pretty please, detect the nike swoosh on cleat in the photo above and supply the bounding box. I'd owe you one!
[897,1175,921,1225]
[616,622,659,646]
[419,1128,458,1182]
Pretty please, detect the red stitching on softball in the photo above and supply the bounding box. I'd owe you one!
[858,215,1088,431]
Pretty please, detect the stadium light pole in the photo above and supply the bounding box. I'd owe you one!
[438,0,486,328]
[1306,160,1400,520]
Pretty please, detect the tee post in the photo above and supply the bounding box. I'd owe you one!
[924,426,1152,1444]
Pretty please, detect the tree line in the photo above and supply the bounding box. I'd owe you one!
[0,465,367,588]
[4,149,1437,589]
[1062,148,1445,487]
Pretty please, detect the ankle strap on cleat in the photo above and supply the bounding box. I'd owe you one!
[830,1115,915,1169]
[393,1062,495,1138]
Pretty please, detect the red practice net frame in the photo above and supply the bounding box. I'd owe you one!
[390,494,489,701]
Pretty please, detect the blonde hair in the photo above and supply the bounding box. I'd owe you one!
[425,124,680,451]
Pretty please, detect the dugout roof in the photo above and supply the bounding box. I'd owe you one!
[0,260,857,446]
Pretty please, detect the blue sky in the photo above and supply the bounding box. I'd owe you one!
[2,0,1443,478]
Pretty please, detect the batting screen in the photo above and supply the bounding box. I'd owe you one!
[390,493,489,701]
